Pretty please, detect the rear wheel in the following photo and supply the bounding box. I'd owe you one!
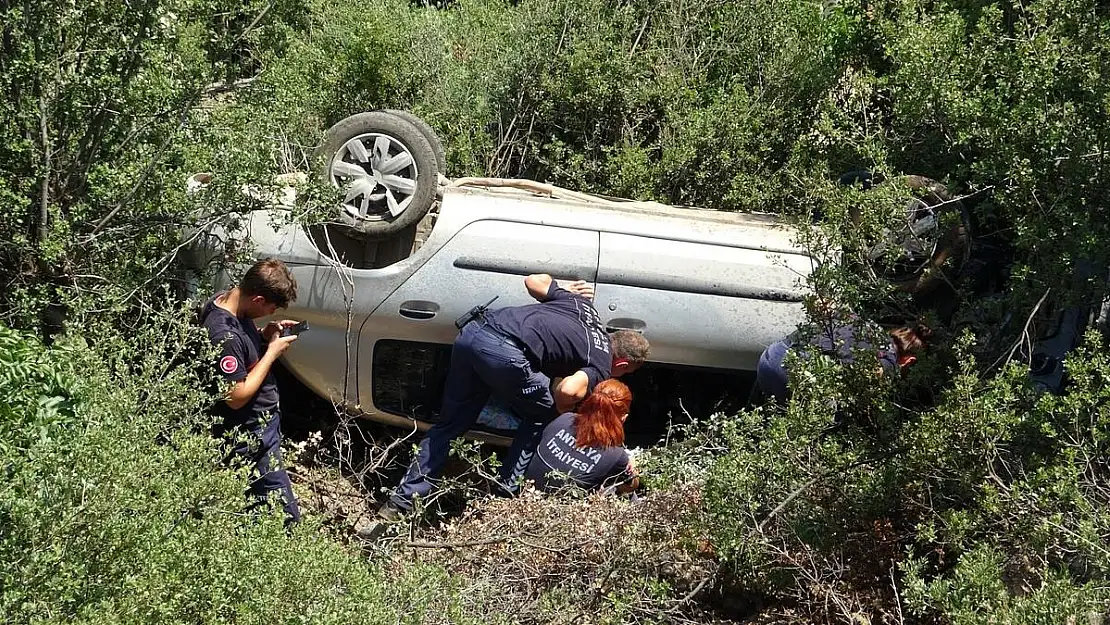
[846,173,970,295]
[317,112,439,241]
[383,109,446,176]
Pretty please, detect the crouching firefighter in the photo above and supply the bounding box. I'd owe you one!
[754,313,931,405]
[199,258,302,526]
[380,273,651,520]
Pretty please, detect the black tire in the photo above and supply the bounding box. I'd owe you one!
[846,173,970,295]
[383,109,447,176]
[317,112,438,241]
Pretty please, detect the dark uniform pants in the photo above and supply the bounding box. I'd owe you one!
[392,321,556,510]
[216,409,302,525]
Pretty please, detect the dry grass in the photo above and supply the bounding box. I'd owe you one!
[284,411,870,623]
[378,484,732,624]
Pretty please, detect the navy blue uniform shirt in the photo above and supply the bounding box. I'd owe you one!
[525,412,632,492]
[485,280,612,392]
[798,320,897,368]
[200,294,280,422]
[757,318,897,402]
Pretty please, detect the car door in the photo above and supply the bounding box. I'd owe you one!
[360,220,600,423]
[593,232,812,371]
[277,260,396,406]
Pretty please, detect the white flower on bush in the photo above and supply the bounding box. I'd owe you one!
[290,431,325,463]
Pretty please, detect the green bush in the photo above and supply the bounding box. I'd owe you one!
[4,0,1110,621]
[217,0,858,207]
[0,317,492,624]
[689,329,1110,621]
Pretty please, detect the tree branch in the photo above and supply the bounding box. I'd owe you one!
[87,98,194,236]
[37,89,50,246]
[201,76,259,97]
[991,287,1051,372]
[406,536,510,549]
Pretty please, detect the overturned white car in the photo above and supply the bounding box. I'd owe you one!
[186,110,971,444]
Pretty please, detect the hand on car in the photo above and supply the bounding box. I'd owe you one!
[563,280,595,300]
[262,320,300,342]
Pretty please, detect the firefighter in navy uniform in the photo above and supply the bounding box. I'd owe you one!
[755,314,931,404]
[199,258,302,525]
[382,273,652,520]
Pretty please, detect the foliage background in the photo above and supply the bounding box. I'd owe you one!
[2,0,1109,622]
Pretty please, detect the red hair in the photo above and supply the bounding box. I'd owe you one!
[572,379,632,449]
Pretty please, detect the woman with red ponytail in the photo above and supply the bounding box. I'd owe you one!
[525,379,639,494]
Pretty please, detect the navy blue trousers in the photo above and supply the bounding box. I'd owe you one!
[392,321,556,509]
[216,409,302,525]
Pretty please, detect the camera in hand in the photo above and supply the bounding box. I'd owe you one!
[281,320,310,337]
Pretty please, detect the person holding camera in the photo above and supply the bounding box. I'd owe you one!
[382,273,651,519]
[198,258,303,525]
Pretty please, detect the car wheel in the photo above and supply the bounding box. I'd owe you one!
[383,109,447,176]
[847,173,971,295]
[317,111,439,241]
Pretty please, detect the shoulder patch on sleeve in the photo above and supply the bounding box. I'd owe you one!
[219,355,240,374]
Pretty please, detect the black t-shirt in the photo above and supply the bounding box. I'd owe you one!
[199,295,280,422]
[525,412,633,492]
[485,281,611,391]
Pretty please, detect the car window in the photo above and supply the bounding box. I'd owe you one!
[621,363,755,447]
[370,339,524,436]
[371,337,754,444]
[371,339,451,422]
